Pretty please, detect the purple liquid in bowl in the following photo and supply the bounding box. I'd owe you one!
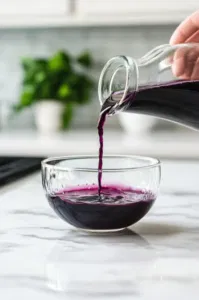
[47,185,155,230]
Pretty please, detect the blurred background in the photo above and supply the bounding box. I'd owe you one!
[0,0,199,159]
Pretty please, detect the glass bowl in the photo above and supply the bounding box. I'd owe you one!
[41,155,161,232]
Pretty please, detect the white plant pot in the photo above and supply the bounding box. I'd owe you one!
[118,112,156,136]
[34,100,64,134]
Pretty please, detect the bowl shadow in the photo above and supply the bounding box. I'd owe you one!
[64,227,151,248]
[132,221,189,236]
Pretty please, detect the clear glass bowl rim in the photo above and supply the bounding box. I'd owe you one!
[41,155,161,173]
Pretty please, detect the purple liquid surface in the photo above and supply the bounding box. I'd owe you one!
[47,185,155,230]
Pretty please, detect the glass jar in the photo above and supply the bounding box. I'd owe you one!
[98,43,199,130]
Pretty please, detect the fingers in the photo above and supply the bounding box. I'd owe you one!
[170,11,199,80]
[170,10,199,45]
[172,45,199,80]
[186,30,199,43]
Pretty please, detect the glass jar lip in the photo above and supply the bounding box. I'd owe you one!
[41,155,161,173]
[98,55,138,107]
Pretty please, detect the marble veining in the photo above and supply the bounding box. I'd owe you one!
[0,160,199,299]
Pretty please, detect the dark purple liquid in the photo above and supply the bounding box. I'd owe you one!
[96,80,199,205]
[124,80,199,129]
[47,185,155,230]
[97,108,110,196]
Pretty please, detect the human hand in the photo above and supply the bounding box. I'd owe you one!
[169,10,199,80]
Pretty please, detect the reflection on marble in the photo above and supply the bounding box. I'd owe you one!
[1,161,199,299]
[46,229,156,298]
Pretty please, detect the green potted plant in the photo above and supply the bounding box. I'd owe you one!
[14,50,94,133]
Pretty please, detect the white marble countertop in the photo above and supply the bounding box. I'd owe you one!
[1,160,199,299]
[1,129,199,158]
